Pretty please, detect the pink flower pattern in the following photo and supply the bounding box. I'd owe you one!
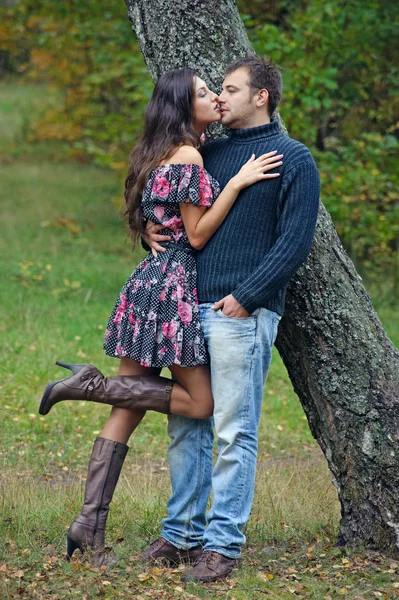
[162,321,178,339]
[113,294,127,324]
[152,174,172,198]
[103,164,220,368]
[178,301,192,324]
[154,205,165,221]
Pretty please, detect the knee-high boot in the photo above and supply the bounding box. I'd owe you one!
[67,437,128,565]
[39,362,173,416]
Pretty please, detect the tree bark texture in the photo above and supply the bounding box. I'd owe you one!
[124,0,399,555]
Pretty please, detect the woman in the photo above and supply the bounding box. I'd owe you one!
[39,68,283,564]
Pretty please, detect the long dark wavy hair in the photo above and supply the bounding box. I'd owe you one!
[125,67,200,245]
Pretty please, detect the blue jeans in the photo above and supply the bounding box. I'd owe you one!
[161,303,280,558]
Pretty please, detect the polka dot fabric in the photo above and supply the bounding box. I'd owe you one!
[104,164,221,368]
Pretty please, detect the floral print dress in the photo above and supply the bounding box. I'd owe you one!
[103,164,221,368]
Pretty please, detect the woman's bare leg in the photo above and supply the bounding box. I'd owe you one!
[100,358,161,444]
[100,358,213,444]
[169,364,213,419]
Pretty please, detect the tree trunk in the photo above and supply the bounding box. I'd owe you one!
[124,0,399,555]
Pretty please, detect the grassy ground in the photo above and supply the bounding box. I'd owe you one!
[1,80,398,599]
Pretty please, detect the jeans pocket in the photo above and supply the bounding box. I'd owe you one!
[272,316,280,344]
[219,308,259,320]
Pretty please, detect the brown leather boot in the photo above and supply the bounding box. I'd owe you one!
[66,437,128,566]
[39,361,173,416]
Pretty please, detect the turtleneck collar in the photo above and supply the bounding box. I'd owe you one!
[229,119,280,142]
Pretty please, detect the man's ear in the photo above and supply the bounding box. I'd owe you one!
[255,88,269,109]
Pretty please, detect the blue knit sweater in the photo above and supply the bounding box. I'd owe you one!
[198,119,320,316]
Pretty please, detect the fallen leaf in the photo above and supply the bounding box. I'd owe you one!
[71,560,80,571]
[13,570,24,578]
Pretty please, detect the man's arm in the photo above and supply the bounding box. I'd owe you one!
[231,160,320,314]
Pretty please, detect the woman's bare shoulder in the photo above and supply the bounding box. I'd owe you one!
[167,145,203,167]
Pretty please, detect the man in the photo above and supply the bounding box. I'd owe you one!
[142,55,320,582]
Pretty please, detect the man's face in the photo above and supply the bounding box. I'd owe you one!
[218,68,258,129]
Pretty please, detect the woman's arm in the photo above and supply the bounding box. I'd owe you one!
[179,149,283,250]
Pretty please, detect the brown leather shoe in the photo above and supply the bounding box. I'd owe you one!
[181,550,239,582]
[140,537,203,566]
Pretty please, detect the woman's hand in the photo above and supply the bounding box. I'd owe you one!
[232,151,283,191]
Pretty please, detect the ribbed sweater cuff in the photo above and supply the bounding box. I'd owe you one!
[232,290,258,315]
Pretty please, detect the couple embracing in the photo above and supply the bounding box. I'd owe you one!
[40,55,320,583]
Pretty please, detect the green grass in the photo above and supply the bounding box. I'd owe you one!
[1,80,399,599]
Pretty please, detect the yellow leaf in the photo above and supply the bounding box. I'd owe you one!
[71,560,80,571]
[13,570,24,578]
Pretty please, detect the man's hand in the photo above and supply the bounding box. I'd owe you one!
[144,220,171,257]
[211,294,249,318]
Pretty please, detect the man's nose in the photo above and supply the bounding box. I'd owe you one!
[217,93,225,103]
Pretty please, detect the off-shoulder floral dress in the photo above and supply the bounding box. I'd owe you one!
[103,164,221,367]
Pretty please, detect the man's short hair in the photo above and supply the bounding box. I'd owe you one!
[225,55,282,117]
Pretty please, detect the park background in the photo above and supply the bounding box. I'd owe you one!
[0,1,398,598]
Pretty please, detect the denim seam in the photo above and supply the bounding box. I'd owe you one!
[183,419,205,543]
[230,315,258,523]
[272,316,279,345]
[161,419,209,550]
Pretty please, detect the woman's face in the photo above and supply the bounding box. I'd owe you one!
[192,77,221,131]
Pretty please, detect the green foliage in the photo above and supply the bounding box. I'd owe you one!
[0,0,153,168]
[243,0,399,281]
[316,133,399,272]
[248,1,398,144]
[1,0,399,282]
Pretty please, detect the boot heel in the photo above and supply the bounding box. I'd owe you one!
[56,361,86,375]
[66,535,81,560]
[38,380,59,415]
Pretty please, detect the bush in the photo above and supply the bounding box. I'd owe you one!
[2,0,398,281]
[244,0,399,280]
[0,0,152,168]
